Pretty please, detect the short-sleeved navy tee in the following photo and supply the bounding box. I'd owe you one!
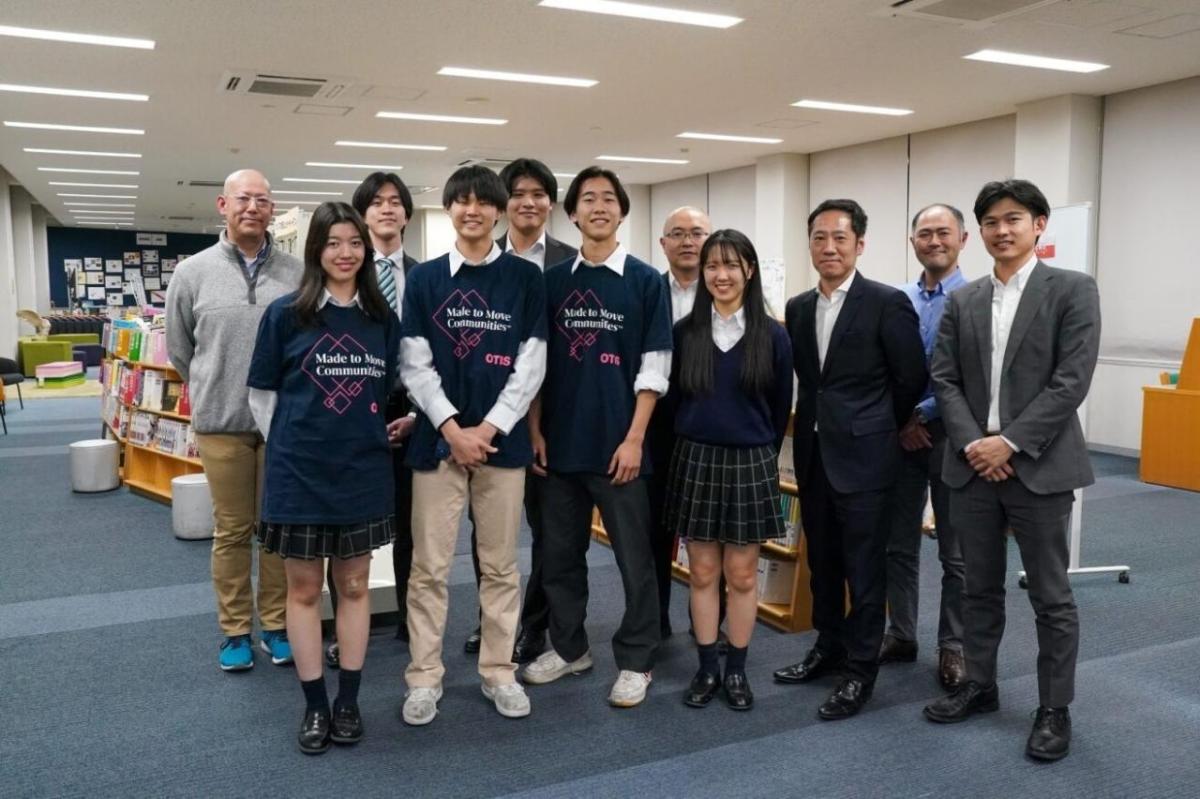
[399,251,547,471]
[247,293,400,525]
[542,254,673,475]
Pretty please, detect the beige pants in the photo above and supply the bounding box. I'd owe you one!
[196,432,286,636]
[406,461,525,688]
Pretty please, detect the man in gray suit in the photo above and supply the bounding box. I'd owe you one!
[922,179,1100,763]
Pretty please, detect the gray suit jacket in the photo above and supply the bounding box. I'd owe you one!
[931,261,1101,495]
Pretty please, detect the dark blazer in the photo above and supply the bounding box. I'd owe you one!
[931,261,1101,494]
[385,252,420,423]
[497,232,578,270]
[785,271,927,494]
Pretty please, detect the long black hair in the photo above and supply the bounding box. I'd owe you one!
[292,201,389,327]
[678,229,777,396]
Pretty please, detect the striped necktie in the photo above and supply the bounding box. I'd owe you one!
[376,257,396,310]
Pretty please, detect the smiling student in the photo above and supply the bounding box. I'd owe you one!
[665,229,793,711]
[398,165,547,726]
[246,201,400,755]
[523,166,672,709]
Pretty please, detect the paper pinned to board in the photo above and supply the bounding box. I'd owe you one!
[761,258,787,318]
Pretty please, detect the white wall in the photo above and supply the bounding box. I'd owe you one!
[0,168,18,359]
[708,166,757,240]
[31,206,50,312]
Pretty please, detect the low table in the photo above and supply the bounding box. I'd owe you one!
[35,360,85,388]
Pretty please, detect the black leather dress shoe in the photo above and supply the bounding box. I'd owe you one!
[878,634,918,664]
[330,702,363,745]
[938,648,965,690]
[683,670,720,708]
[1026,706,1071,762]
[512,629,546,664]
[463,626,482,654]
[923,680,999,723]
[817,678,874,720]
[773,648,846,684]
[324,642,340,670]
[722,672,754,711]
[298,708,331,755]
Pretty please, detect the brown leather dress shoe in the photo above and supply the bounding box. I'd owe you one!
[938,648,965,690]
[878,634,918,664]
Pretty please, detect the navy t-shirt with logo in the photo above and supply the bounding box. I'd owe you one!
[247,292,400,525]
[542,254,673,475]
[399,251,547,471]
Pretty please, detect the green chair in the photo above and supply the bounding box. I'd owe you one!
[18,337,74,377]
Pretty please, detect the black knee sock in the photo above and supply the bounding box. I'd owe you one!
[726,645,748,676]
[301,677,329,713]
[336,668,362,709]
[697,642,720,677]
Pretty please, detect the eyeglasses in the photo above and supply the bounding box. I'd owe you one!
[665,229,709,242]
[227,194,273,209]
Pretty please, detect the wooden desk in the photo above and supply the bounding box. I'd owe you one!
[1140,317,1200,492]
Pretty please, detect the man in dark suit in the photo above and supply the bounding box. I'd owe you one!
[923,179,1100,763]
[326,171,419,666]
[773,198,926,720]
[461,157,577,659]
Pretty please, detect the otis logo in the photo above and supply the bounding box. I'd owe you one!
[485,353,513,366]
[600,353,621,365]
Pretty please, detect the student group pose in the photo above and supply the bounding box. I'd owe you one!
[216,162,1097,765]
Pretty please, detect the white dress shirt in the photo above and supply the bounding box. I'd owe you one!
[376,246,408,319]
[504,230,547,271]
[570,243,672,396]
[815,269,856,370]
[669,271,698,323]
[400,241,547,434]
[982,253,1038,451]
[712,306,745,352]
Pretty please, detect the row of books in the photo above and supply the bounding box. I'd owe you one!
[103,319,170,367]
[126,410,199,459]
[101,359,190,415]
[770,494,802,550]
[672,540,796,605]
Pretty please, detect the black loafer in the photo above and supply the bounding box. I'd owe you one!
[722,672,754,711]
[324,642,340,670]
[464,626,482,654]
[923,681,999,724]
[1026,706,1071,762]
[298,708,331,755]
[817,678,874,720]
[512,629,546,664]
[773,648,846,684]
[683,670,720,708]
[330,702,363,745]
[878,634,918,664]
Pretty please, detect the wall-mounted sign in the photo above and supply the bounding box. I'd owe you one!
[136,233,168,246]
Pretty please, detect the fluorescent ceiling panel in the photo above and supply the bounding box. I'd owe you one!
[677,131,783,144]
[963,49,1109,73]
[0,24,154,49]
[538,0,742,28]
[0,83,148,102]
[791,99,913,116]
[438,66,597,88]
[335,140,447,151]
[376,111,507,125]
[596,155,689,164]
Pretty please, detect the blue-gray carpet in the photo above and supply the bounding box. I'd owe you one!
[1,398,1197,798]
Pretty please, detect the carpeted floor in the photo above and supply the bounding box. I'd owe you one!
[1,398,1197,798]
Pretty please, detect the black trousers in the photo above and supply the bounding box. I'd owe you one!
[541,471,661,672]
[644,409,677,626]
[800,437,891,682]
[952,475,1077,707]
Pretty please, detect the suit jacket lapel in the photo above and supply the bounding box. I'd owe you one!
[969,279,994,398]
[820,274,864,379]
[1001,262,1052,375]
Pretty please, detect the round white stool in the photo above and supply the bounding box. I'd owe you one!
[69,439,120,493]
[172,473,214,540]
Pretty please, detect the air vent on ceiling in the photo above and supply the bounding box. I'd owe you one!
[188,180,223,188]
[166,215,195,221]
[885,0,1060,27]
[220,70,355,100]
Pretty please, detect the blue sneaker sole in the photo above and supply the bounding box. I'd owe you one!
[259,640,294,666]
[220,660,254,672]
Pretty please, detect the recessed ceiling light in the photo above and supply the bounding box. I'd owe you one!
[963,49,1109,73]
[283,177,362,185]
[538,0,742,28]
[0,24,154,49]
[3,121,144,135]
[791,99,913,116]
[276,200,325,206]
[273,189,345,196]
[438,66,597,88]
[37,167,140,175]
[335,140,447,152]
[376,111,508,125]
[419,205,445,210]
[596,155,689,164]
[677,131,783,144]
[0,83,148,102]
[552,172,578,178]
[78,221,134,226]
[50,181,139,189]
[305,161,405,170]
[26,148,141,158]
[68,209,135,214]
[58,192,137,198]
[62,201,137,207]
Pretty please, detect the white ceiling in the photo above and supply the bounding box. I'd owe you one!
[1,0,1199,234]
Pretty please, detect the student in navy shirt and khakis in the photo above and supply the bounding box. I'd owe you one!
[522,166,672,708]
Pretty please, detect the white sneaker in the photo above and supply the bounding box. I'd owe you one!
[521,649,594,685]
[609,670,652,707]
[402,686,443,726]
[482,681,532,718]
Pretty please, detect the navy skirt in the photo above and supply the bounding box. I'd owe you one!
[664,438,785,545]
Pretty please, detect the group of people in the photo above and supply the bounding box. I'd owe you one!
[165,158,1100,764]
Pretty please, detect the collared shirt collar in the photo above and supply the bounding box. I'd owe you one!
[220,229,272,264]
[990,252,1037,291]
[449,241,502,276]
[318,289,361,310]
[818,268,856,302]
[712,305,745,327]
[571,242,628,275]
[669,270,697,292]
[917,266,967,298]
[504,230,546,256]
[376,246,405,264]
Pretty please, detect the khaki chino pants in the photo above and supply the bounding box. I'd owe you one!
[195,432,287,636]
[406,460,524,689]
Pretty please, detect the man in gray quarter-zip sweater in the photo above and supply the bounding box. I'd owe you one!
[166,169,302,673]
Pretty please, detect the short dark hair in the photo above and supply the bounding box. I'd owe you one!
[973,179,1050,224]
[352,172,414,232]
[294,202,388,327]
[442,165,507,210]
[498,158,557,200]
[808,199,867,239]
[563,166,631,219]
[910,203,965,232]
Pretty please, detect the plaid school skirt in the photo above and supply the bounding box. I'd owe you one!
[664,438,785,545]
[257,514,396,560]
